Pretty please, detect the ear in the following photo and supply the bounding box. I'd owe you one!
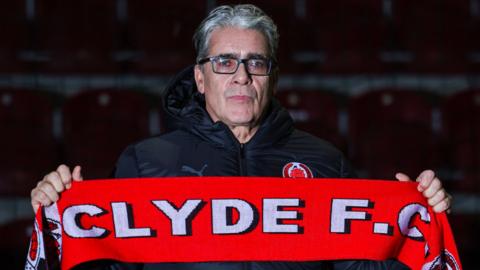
[194,65,205,94]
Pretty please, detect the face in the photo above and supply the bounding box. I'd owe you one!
[194,27,277,128]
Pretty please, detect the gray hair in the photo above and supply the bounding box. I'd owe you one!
[193,4,279,63]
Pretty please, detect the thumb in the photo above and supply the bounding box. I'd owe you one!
[395,172,411,182]
[72,165,84,181]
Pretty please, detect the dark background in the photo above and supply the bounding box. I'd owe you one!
[1,0,479,268]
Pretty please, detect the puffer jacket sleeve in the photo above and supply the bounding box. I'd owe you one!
[113,145,140,178]
[340,155,357,178]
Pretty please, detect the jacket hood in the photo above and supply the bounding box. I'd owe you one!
[162,65,294,149]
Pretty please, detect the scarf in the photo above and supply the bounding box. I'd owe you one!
[24,177,462,270]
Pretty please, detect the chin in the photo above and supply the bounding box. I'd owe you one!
[227,115,256,126]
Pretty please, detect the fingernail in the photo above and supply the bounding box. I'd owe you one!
[420,179,428,188]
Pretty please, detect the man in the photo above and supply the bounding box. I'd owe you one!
[31,4,451,270]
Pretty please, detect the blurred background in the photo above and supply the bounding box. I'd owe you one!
[1,0,479,268]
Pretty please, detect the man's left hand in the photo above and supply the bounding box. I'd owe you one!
[396,170,452,213]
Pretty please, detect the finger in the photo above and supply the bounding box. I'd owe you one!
[72,165,83,181]
[432,197,451,213]
[43,171,65,193]
[395,172,411,182]
[32,175,53,213]
[427,189,446,207]
[37,181,60,203]
[67,165,84,189]
[422,177,442,199]
[57,164,73,189]
[417,170,435,192]
[44,172,66,193]
[31,188,54,213]
[31,188,43,213]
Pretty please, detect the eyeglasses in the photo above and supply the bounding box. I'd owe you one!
[197,55,275,76]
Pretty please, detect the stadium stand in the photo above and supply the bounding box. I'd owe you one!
[391,0,470,73]
[348,89,438,179]
[34,0,119,73]
[276,89,346,151]
[0,89,58,197]
[62,89,150,179]
[124,0,206,74]
[441,89,480,193]
[0,1,30,73]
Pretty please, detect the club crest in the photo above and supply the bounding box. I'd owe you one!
[282,162,313,178]
[422,249,460,270]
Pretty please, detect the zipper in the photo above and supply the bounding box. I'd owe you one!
[222,122,248,176]
[238,143,247,176]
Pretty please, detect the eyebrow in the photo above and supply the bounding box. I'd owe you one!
[246,53,268,59]
[216,53,268,59]
[217,53,238,58]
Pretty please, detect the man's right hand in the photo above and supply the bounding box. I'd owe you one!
[30,164,83,213]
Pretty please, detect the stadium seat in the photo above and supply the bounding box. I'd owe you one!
[0,1,29,73]
[391,0,470,73]
[348,89,437,179]
[125,0,206,74]
[62,89,151,179]
[0,89,58,196]
[34,0,119,73]
[276,89,346,151]
[441,89,480,192]
[287,0,386,74]
[467,17,480,72]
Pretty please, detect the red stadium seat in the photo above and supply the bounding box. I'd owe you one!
[287,0,386,74]
[125,0,206,74]
[276,89,346,151]
[348,89,437,179]
[0,89,58,196]
[468,18,480,72]
[62,89,151,179]
[392,0,470,73]
[34,0,119,73]
[0,1,30,73]
[441,89,480,192]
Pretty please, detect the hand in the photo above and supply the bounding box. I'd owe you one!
[395,170,452,213]
[30,164,83,213]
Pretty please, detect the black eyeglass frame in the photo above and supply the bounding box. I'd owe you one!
[197,55,276,76]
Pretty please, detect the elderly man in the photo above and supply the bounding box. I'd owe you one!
[31,4,451,270]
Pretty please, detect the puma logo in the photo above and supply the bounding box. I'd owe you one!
[181,164,208,176]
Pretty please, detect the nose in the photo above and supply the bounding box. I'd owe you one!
[232,62,251,85]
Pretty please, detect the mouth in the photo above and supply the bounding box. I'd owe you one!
[227,95,253,102]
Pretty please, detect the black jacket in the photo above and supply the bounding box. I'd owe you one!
[74,66,408,270]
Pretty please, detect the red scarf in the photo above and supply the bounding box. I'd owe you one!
[25,177,462,270]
